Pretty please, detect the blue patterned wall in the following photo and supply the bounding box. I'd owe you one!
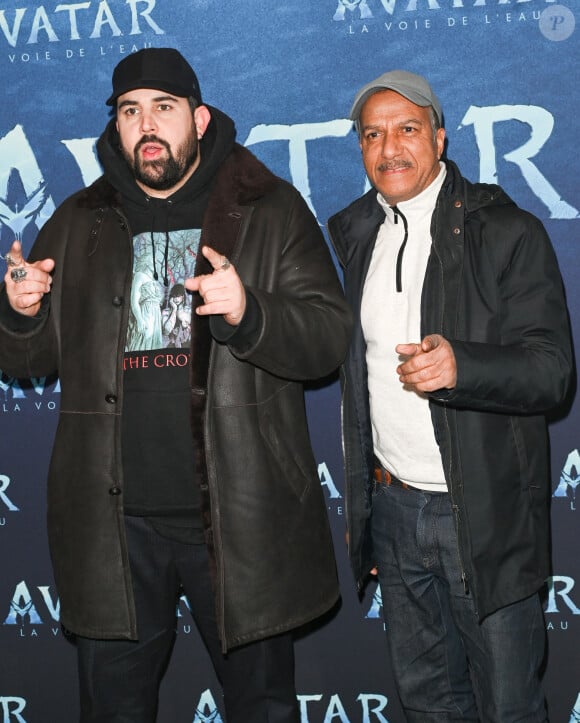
[0,1,578,720]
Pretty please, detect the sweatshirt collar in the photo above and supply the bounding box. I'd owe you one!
[377,161,446,220]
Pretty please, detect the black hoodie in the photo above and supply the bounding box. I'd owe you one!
[97,106,236,541]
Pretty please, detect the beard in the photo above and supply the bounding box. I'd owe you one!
[124,132,199,191]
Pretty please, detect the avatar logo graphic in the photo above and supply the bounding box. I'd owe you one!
[0,372,60,409]
[3,581,60,627]
[0,698,27,722]
[0,181,46,241]
[0,126,55,247]
[570,692,580,723]
[192,690,223,723]
[0,1,164,47]
[0,101,577,253]
[332,0,561,21]
[545,576,580,616]
[318,462,342,500]
[333,0,373,21]
[0,475,19,514]
[298,693,390,722]
[244,105,578,222]
[366,583,383,619]
[554,449,580,510]
[190,689,393,722]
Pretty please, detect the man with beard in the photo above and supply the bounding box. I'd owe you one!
[0,48,351,722]
[328,70,572,722]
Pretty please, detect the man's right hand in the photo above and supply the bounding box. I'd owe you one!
[4,240,55,317]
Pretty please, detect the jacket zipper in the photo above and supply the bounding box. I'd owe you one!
[433,223,470,598]
[340,374,360,591]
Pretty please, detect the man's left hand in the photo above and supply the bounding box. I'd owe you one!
[185,245,246,326]
[396,334,457,392]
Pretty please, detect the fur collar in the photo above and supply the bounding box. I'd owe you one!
[77,143,280,213]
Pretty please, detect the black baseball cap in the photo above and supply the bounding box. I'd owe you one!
[106,48,202,106]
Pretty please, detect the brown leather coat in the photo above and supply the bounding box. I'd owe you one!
[0,144,351,649]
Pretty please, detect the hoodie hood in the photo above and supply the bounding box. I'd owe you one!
[96,103,236,210]
[95,104,236,284]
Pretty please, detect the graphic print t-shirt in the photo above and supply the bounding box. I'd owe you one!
[96,105,237,542]
[122,225,203,538]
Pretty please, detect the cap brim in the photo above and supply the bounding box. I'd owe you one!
[106,81,196,106]
[350,85,434,122]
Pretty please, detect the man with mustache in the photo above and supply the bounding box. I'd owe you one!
[0,48,351,721]
[328,70,572,722]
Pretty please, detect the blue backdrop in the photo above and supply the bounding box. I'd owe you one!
[0,1,579,721]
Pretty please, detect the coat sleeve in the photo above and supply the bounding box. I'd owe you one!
[214,190,353,381]
[431,211,573,414]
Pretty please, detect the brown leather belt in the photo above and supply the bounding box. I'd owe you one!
[373,464,410,490]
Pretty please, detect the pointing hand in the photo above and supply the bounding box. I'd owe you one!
[185,246,246,326]
[4,240,55,317]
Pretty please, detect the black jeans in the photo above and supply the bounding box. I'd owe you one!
[76,516,299,723]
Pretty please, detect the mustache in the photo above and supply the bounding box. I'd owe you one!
[377,160,413,172]
[134,135,171,154]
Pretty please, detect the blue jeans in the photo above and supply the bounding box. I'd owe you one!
[371,482,548,723]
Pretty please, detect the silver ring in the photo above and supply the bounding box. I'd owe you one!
[10,267,27,283]
[5,253,19,268]
[220,257,231,272]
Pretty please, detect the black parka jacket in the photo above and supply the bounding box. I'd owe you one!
[328,160,573,620]
[0,143,352,649]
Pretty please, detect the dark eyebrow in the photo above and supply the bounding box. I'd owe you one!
[117,94,180,110]
[151,95,180,103]
[360,123,381,133]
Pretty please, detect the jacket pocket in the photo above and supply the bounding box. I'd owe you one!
[260,408,311,502]
[510,416,532,491]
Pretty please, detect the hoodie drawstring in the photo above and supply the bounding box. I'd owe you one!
[148,199,171,287]
[392,205,409,293]
[150,230,158,282]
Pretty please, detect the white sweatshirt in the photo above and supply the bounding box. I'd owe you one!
[361,163,448,492]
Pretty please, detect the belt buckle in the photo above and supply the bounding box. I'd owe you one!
[373,465,392,485]
[373,465,408,490]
